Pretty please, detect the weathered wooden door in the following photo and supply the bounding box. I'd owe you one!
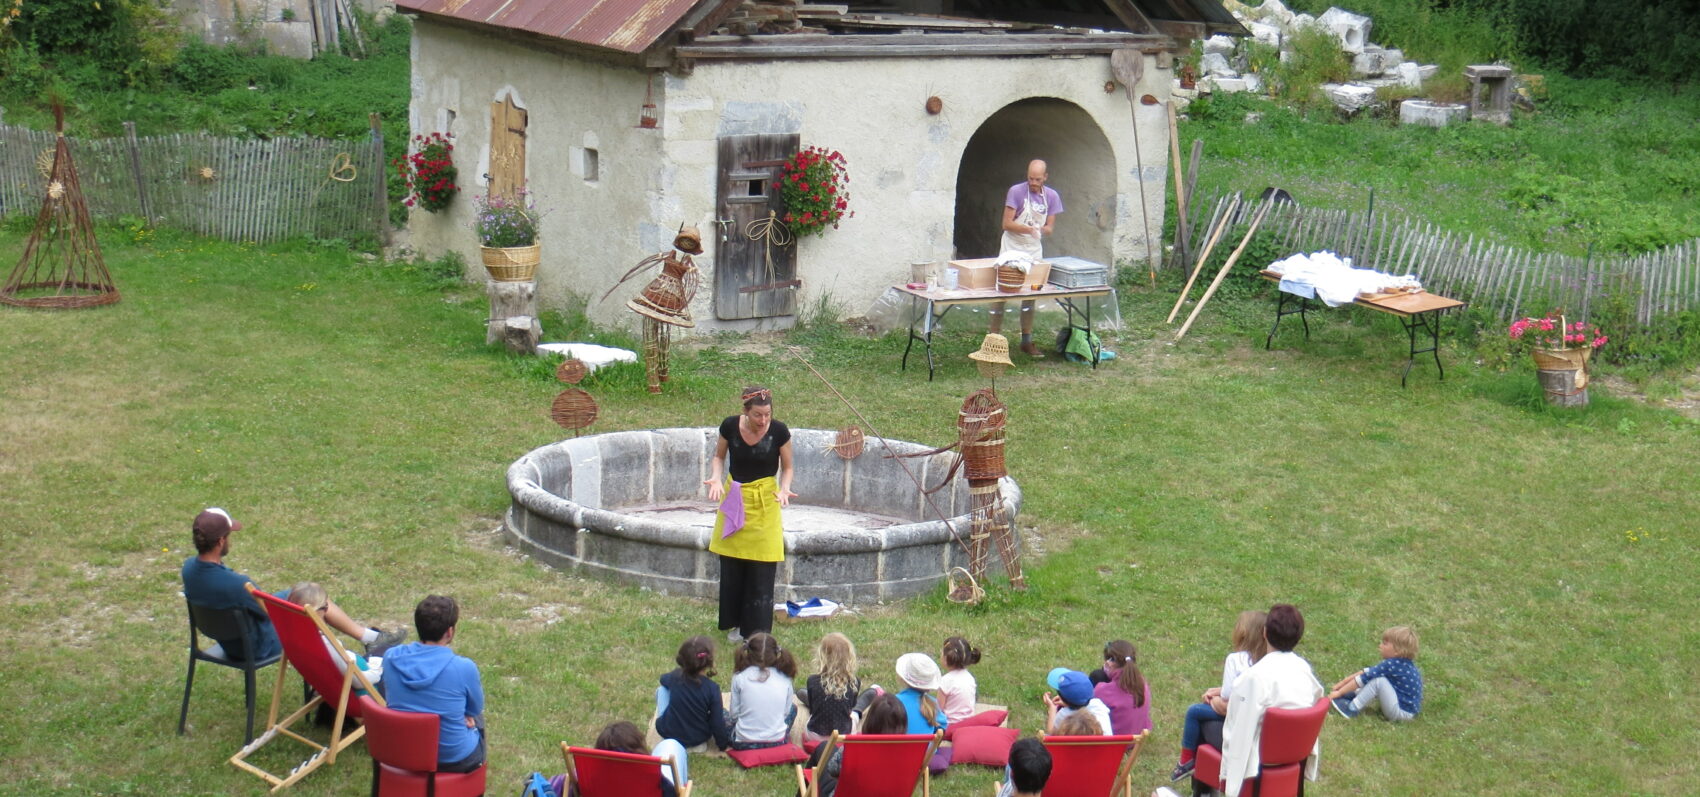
[716,133,799,320]
[489,95,527,200]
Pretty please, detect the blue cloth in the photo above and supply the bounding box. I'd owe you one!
[655,670,734,750]
[181,557,281,660]
[383,642,485,764]
[896,688,948,735]
[1360,657,1423,715]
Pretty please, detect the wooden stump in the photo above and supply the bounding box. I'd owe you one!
[487,280,540,350]
[1536,368,1589,407]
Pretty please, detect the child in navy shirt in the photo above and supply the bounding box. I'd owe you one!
[1328,626,1423,721]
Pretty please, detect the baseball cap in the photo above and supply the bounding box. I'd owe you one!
[193,507,243,538]
[1054,670,1094,707]
[1045,667,1071,690]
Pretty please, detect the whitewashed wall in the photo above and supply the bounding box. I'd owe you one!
[407,24,1173,333]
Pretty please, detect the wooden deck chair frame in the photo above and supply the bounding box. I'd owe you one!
[796,729,943,797]
[228,583,385,792]
[561,742,694,797]
[1031,731,1149,797]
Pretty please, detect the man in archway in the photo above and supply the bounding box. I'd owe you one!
[992,159,1063,357]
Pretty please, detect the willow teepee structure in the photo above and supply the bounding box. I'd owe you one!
[1,106,120,309]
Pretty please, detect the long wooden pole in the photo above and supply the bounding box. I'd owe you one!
[1167,101,1186,273]
[1166,195,1239,323]
[1175,199,1273,340]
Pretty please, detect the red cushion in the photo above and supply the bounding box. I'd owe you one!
[726,743,809,768]
[947,725,1020,767]
[942,709,1008,741]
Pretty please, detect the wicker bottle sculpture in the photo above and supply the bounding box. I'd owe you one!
[601,225,703,393]
[955,388,1025,592]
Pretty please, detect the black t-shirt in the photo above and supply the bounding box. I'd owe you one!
[719,416,790,483]
[804,673,860,736]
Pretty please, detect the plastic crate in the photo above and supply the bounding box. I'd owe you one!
[1046,256,1110,288]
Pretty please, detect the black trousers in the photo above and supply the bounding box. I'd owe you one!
[718,555,777,638]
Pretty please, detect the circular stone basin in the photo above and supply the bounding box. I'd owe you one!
[504,428,1022,603]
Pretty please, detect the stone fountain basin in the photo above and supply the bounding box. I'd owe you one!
[504,428,1021,603]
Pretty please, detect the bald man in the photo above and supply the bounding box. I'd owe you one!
[992,159,1064,357]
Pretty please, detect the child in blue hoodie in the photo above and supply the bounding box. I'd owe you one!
[384,595,486,772]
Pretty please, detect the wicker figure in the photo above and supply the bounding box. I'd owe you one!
[955,389,1024,592]
[601,226,704,393]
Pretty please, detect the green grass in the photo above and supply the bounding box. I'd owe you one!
[2,228,1698,795]
[1178,77,1700,257]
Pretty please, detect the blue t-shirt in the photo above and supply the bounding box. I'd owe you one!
[1362,657,1423,715]
[896,688,948,736]
[384,642,486,764]
[181,557,281,660]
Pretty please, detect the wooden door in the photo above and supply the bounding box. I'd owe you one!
[489,95,527,201]
[716,133,799,320]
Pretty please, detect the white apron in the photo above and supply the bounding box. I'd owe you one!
[998,193,1048,261]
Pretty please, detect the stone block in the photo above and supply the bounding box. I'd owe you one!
[1201,52,1236,78]
[1352,50,1384,77]
[563,437,603,507]
[1244,73,1264,93]
[1418,64,1439,81]
[595,431,654,509]
[650,428,712,502]
[1247,21,1282,48]
[1397,61,1423,89]
[792,430,851,507]
[1321,83,1378,114]
[1399,100,1470,128]
[1209,76,1249,93]
[1203,35,1237,56]
[1257,0,1295,26]
[1381,48,1404,70]
[1317,6,1372,54]
[849,451,924,521]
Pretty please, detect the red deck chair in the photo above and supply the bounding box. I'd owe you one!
[1194,698,1328,797]
[1038,731,1148,797]
[560,742,693,797]
[228,583,385,792]
[363,697,486,797]
[795,730,943,797]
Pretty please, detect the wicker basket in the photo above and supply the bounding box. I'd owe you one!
[481,244,540,282]
[1532,347,1590,371]
[995,265,1026,294]
[945,566,985,605]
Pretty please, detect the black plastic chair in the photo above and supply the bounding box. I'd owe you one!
[178,598,281,744]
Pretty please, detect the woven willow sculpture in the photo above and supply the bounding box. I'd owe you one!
[2,107,120,309]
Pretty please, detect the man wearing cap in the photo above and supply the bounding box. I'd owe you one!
[990,159,1063,358]
[181,508,406,661]
[1043,668,1113,736]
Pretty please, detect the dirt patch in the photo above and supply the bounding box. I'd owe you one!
[1596,371,1700,418]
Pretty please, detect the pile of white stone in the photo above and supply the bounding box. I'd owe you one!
[1178,0,1443,117]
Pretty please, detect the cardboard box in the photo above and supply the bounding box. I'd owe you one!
[949,258,998,290]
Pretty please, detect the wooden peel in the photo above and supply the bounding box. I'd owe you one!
[1111,48,1158,288]
[1166,196,1239,323]
[1176,199,1273,340]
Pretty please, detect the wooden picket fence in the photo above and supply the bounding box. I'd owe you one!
[1174,191,1700,326]
[0,119,387,243]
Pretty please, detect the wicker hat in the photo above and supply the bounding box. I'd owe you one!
[968,333,1014,367]
[895,652,941,691]
[673,225,704,255]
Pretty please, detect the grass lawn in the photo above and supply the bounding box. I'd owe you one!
[2,228,1697,796]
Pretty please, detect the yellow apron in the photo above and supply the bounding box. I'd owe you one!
[709,476,785,562]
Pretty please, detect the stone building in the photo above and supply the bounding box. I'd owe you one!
[396,0,1242,332]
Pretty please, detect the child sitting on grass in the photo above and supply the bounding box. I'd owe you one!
[1042,668,1112,736]
[938,636,983,723]
[726,632,798,749]
[1329,626,1423,722]
[655,635,733,752]
[797,632,860,742]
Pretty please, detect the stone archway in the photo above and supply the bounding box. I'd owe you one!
[953,98,1116,266]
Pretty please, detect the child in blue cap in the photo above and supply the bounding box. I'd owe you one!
[1041,668,1113,736]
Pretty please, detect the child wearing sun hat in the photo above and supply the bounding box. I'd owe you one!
[895,652,953,773]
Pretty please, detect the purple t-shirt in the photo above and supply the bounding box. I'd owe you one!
[1005,183,1064,220]
[1093,679,1152,735]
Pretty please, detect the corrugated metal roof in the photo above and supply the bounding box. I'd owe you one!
[396,0,706,54]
